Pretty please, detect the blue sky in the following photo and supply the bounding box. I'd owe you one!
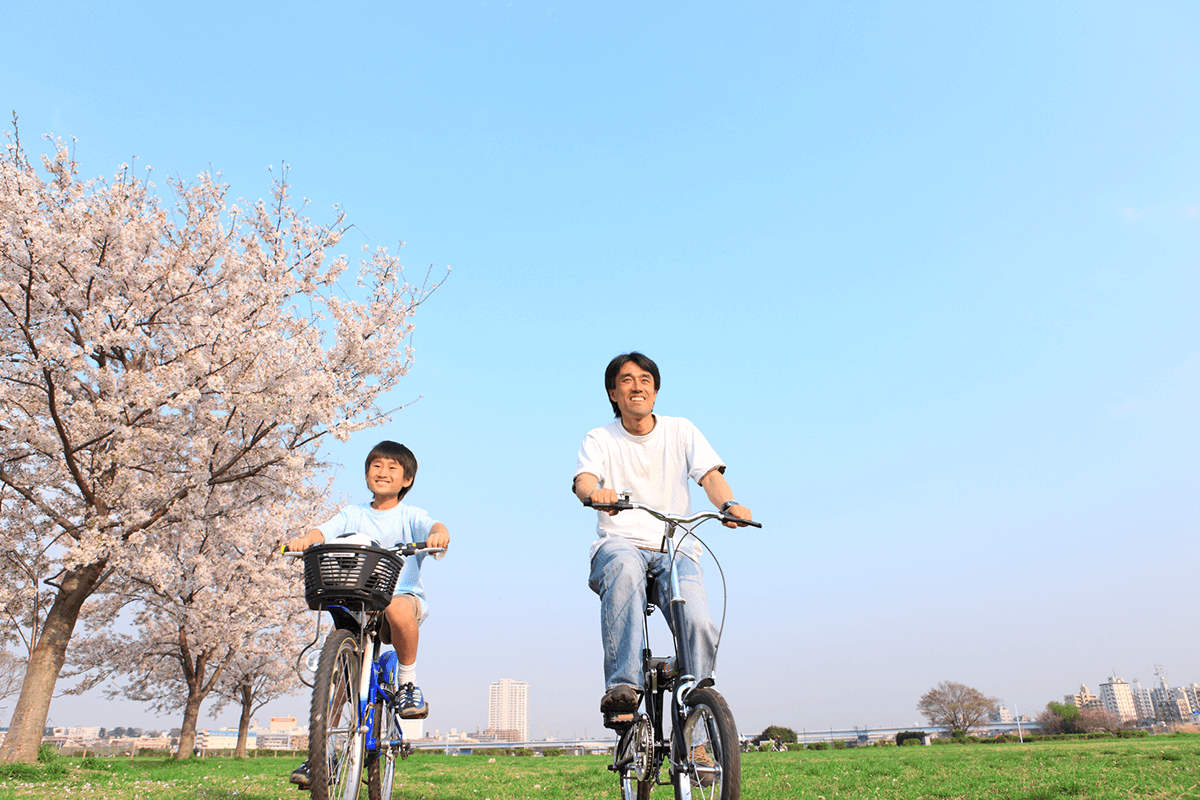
[6,1,1198,738]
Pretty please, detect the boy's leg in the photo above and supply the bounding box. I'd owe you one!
[384,594,429,719]
[383,594,421,664]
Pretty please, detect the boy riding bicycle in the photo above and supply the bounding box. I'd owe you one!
[286,440,450,788]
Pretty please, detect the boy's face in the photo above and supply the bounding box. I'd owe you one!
[366,457,412,498]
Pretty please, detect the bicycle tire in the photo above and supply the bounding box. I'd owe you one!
[673,687,740,800]
[367,698,398,800]
[616,716,655,800]
[310,628,364,800]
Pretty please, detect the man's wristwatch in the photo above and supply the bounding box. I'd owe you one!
[721,500,740,512]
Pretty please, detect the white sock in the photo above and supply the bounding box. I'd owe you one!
[398,661,417,686]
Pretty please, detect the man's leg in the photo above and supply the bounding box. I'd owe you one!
[588,538,649,697]
[654,553,718,684]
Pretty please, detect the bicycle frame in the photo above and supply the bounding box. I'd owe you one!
[594,495,761,800]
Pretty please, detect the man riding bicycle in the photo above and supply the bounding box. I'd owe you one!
[573,352,754,726]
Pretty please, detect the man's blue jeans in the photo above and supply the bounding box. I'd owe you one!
[588,536,718,693]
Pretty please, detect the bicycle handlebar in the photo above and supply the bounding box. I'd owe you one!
[584,497,763,529]
[281,540,447,557]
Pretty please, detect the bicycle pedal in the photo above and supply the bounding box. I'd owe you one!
[604,711,637,730]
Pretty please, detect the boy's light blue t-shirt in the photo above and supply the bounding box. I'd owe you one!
[316,502,440,616]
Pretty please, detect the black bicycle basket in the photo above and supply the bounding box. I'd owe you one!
[302,543,405,611]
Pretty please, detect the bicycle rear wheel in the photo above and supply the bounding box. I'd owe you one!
[310,628,364,800]
[674,687,740,800]
[367,698,399,800]
[615,716,655,800]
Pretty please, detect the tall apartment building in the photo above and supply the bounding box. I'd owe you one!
[1064,684,1100,710]
[488,679,529,742]
[1131,679,1155,721]
[1185,684,1200,718]
[1151,679,1193,724]
[1098,676,1137,723]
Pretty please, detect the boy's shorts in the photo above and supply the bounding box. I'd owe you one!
[392,592,428,626]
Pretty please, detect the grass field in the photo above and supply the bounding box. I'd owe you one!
[5,734,1200,800]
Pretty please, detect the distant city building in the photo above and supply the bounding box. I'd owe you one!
[1064,685,1100,710]
[1184,684,1200,720]
[988,705,1013,723]
[1098,676,1137,723]
[488,678,529,742]
[1131,679,1155,721]
[1150,674,1193,724]
[198,728,257,750]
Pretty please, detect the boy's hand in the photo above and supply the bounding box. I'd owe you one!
[286,529,324,553]
[427,523,450,550]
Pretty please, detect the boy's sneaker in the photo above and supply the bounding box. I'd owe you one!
[398,683,430,719]
[289,759,311,789]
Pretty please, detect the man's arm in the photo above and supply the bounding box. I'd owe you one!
[574,472,620,515]
[699,468,753,528]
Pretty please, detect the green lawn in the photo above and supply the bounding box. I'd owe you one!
[5,734,1200,800]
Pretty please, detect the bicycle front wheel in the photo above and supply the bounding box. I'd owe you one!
[674,687,740,800]
[310,628,365,800]
[367,698,398,800]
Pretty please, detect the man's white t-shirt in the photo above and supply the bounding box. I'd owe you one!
[575,414,724,560]
[317,502,440,616]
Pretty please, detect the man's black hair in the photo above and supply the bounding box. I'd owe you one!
[604,352,661,418]
[364,440,418,500]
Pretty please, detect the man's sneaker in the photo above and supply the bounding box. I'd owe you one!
[289,759,312,789]
[693,744,717,788]
[398,682,430,719]
[601,684,639,729]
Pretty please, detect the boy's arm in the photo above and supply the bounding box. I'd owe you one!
[287,528,326,552]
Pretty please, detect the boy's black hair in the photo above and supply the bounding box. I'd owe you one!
[604,351,661,418]
[364,440,418,501]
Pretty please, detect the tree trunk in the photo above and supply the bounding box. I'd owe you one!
[234,683,253,758]
[174,685,205,759]
[0,559,107,764]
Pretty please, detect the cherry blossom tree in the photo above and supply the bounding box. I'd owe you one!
[67,494,314,758]
[0,122,446,762]
[206,612,309,757]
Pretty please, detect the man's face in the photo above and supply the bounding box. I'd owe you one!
[609,360,657,421]
[366,457,412,497]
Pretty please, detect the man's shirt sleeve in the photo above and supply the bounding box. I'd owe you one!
[684,420,725,483]
[575,429,608,486]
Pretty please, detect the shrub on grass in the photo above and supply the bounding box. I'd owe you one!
[832,740,847,750]
[895,731,925,747]
[807,741,830,751]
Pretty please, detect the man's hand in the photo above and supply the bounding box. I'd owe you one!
[574,473,620,515]
[723,503,753,529]
[589,487,622,516]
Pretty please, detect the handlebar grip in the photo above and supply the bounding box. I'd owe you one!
[726,516,763,529]
[587,501,633,512]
